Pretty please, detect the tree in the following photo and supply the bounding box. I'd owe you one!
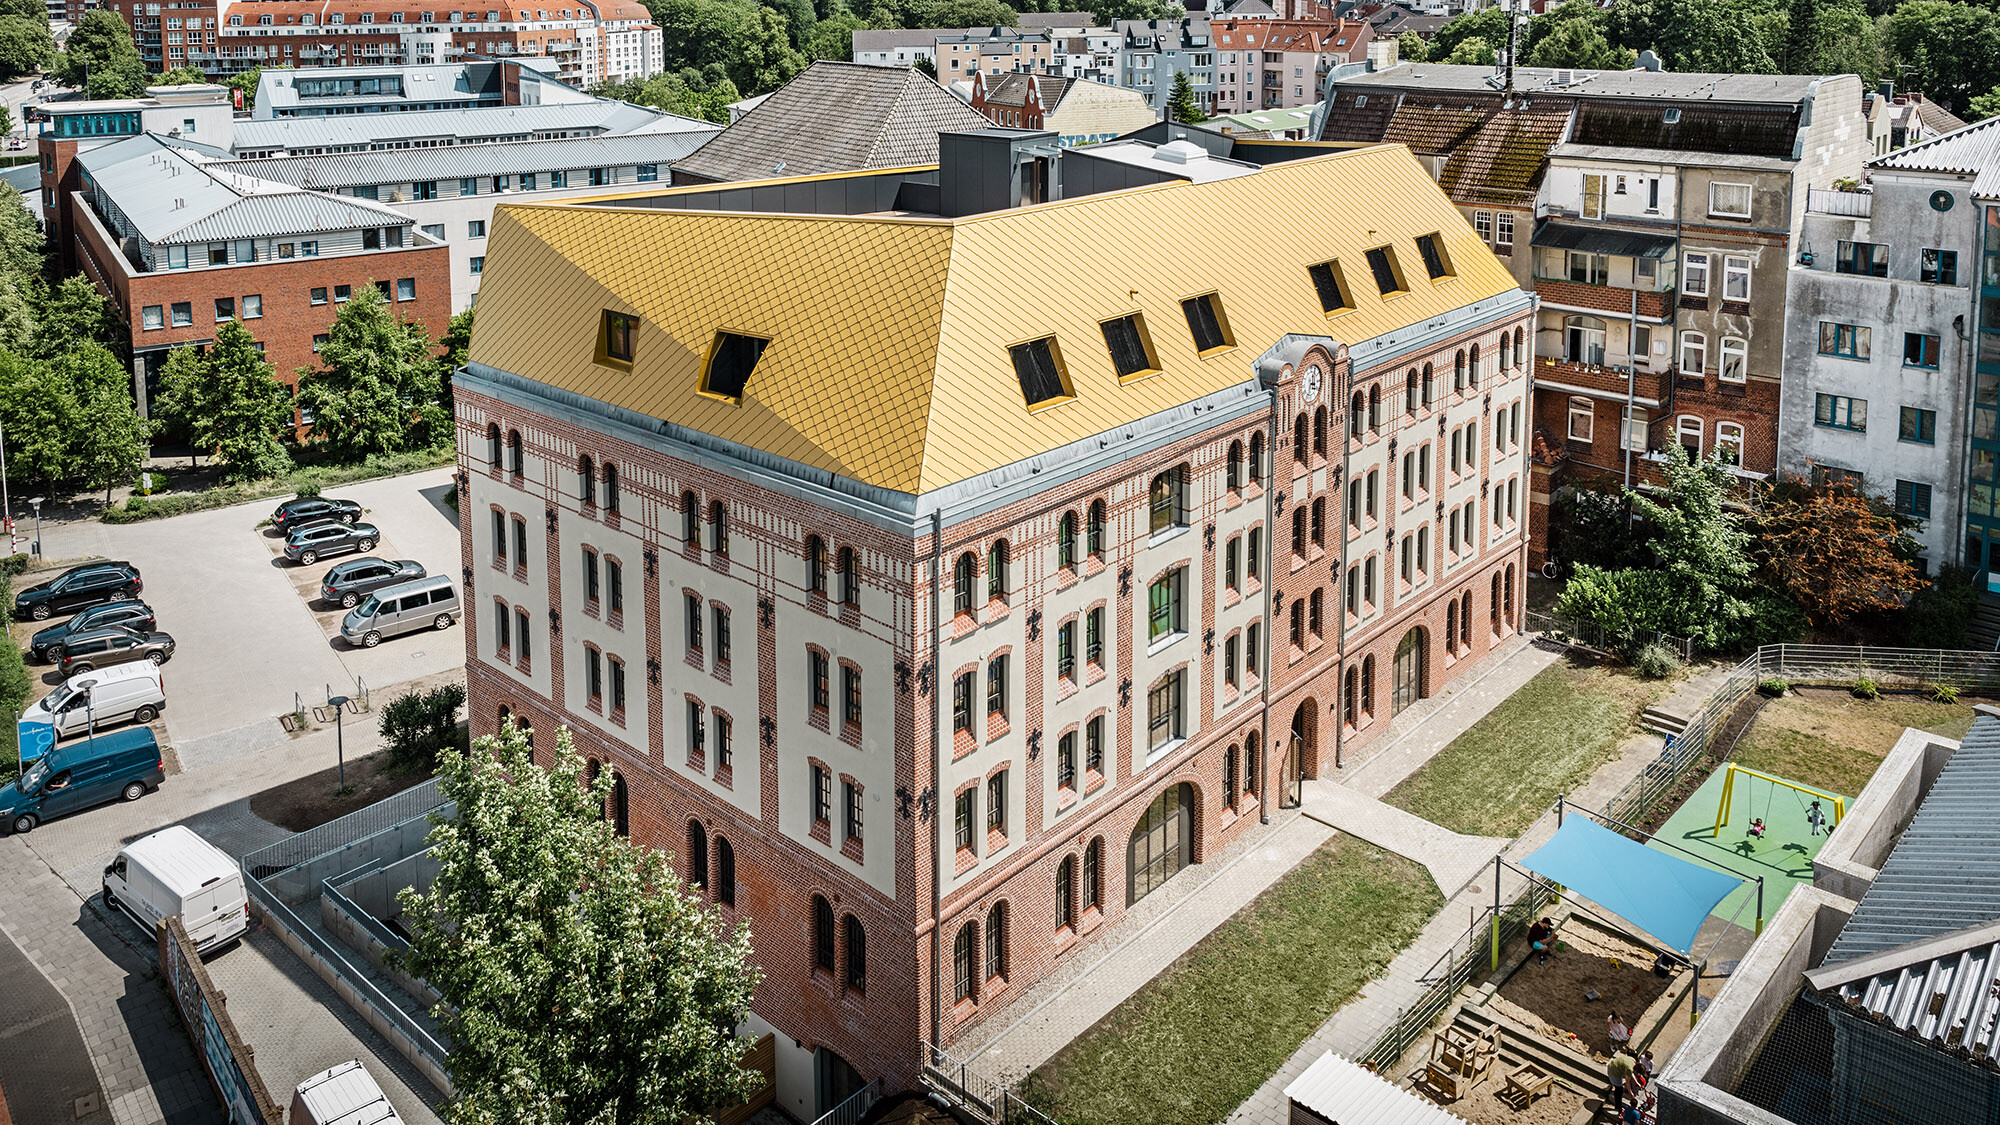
[1974,85,2000,121]
[1883,1,2000,117]
[224,65,267,110]
[156,64,206,84]
[1395,29,1427,63]
[1426,6,1508,63]
[1754,477,1925,628]
[1443,36,1495,65]
[294,284,440,460]
[1167,69,1205,122]
[914,54,937,77]
[56,344,149,502]
[735,6,805,93]
[595,70,742,121]
[930,0,1015,24]
[32,274,117,356]
[1088,0,1166,20]
[397,721,764,1125]
[202,320,294,481]
[150,344,209,463]
[1524,19,1633,69]
[1780,0,1879,78]
[763,0,816,50]
[0,15,53,82]
[53,10,149,99]
[1602,0,1777,74]
[804,6,868,60]
[0,349,69,483]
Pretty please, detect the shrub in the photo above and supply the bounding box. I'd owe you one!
[1759,678,1789,697]
[99,448,453,525]
[1902,566,1979,650]
[379,682,468,772]
[1852,677,1879,700]
[1928,681,1962,705]
[292,479,323,499]
[1733,595,1808,651]
[1,554,28,576]
[1632,642,1681,680]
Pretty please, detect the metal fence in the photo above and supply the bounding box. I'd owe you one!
[1806,187,1872,217]
[1525,609,1694,662]
[242,776,447,879]
[808,1080,880,1125]
[923,1043,1062,1125]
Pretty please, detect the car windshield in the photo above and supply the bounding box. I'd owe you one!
[356,594,381,617]
[41,683,72,710]
[17,757,48,794]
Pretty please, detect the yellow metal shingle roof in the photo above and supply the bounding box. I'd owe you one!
[468,144,1522,496]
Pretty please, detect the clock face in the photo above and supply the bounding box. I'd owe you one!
[1302,365,1323,404]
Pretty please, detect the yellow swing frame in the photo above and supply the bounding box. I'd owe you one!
[1712,764,1845,837]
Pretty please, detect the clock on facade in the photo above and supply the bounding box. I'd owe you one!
[1301,364,1323,404]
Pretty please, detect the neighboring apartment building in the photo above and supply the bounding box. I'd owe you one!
[68,131,450,418]
[852,27,942,69]
[934,25,1056,80]
[966,72,1153,146]
[96,0,663,87]
[456,130,1531,1120]
[249,58,596,116]
[1116,18,1218,112]
[1317,63,1869,561]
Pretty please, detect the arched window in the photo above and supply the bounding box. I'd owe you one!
[1468,343,1480,386]
[1492,573,1502,631]
[1677,414,1704,459]
[1244,730,1259,792]
[1087,500,1106,561]
[1362,654,1375,716]
[1294,413,1310,463]
[1127,784,1193,904]
[1083,838,1102,910]
[580,454,598,503]
[805,536,827,594]
[709,500,729,556]
[1679,330,1707,375]
[1227,441,1243,493]
[1248,432,1265,483]
[814,895,836,973]
[1368,385,1382,432]
[1460,590,1472,648]
[1422,362,1434,406]
[682,491,699,542]
[1719,336,1748,383]
[486,422,502,465]
[602,463,618,514]
[507,429,523,475]
[1499,331,1513,370]
[611,772,628,837]
[1716,421,1745,465]
[715,836,735,906]
[1224,744,1239,804]
[985,901,1008,983]
[954,552,977,615]
[1056,857,1075,930]
[838,547,860,607]
[953,921,978,1003]
[1057,512,1078,571]
[1350,391,1365,439]
[1405,369,1419,414]
[987,540,1010,603]
[1504,565,1516,623]
[1454,349,1467,391]
[1313,406,1328,459]
[1514,326,1526,367]
[1343,666,1359,726]
[687,820,708,889]
[1564,315,1607,365]
[843,915,866,992]
[1445,599,1458,653]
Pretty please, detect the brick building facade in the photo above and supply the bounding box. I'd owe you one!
[453,134,1529,1118]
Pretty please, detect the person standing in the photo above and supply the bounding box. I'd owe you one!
[1807,800,1828,838]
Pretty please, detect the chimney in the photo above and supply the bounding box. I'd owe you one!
[1366,36,1398,70]
[1633,49,1662,72]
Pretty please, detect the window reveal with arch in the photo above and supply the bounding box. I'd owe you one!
[1127,782,1194,905]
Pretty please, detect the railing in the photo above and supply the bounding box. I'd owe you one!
[809,1080,880,1125]
[242,776,446,879]
[1806,187,1872,218]
[1525,608,1693,662]
[924,1043,1062,1125]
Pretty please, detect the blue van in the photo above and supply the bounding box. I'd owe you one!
[0,728,165,834]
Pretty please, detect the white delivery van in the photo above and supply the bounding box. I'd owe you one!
[101,825,247,952]
[28,661,165,738]
[291,1060,403,1125]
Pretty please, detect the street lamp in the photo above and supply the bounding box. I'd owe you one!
[328,694,351,794]
[26,496,40,557]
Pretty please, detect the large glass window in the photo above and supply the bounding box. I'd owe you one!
[1146,671,1184,750]
[1148,569,1184,641]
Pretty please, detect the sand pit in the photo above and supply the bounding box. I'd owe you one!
[1494,922,1671,1059]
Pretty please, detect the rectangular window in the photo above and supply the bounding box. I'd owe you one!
[953,671,974,734]
[1567,396,1593,442]
[811,764,830,823]
[1819,322,1872,360]
[1148,569,1183,641]
[843,780,862,841]
[610,659,625,712]
[1086,606,1104,670]
[1246,621,1260,677]
[333,283,349,301]
[1683,252,1710,297]
[1057,731,1076,792]
[1836,240,1889,277]
[468,219,487,238]
[1495,213,1514,253]
[601,311,637,366]
[1146,671,1184,750]
[1709,182,1752,219]
[214,296,234,322]
[585,646,602,704]
[717,714,732,768]
[516,609,531,663]
[1900,406,1937,445]
[170,302,192,327]
[551,171,568,188]
[1722,255,1751,301]
[1896,479,1932,519]
[987,771,1006,836]
[713,606,731,664]
[1922,248,1958,286]
[1905,332,1941,369]
[460,178,478,197]
[1008,337,1069,408]
[1582,173,1605,219]
[702,331,771,402]
[494,600,511,650]
[1814,393,1867,432]
[1101,315,1155,379]
[396,278,416,301]
[810,650,830,711]
[1057,621,1075,681]
[470,257,484,275]
[1181,293,1231,352]
[1086,715,1104,775]
[142,305,163,330]
[1414,232,1451,279]
[421,224,445,242]
[954,788,974,852]
[1308,260,1351,313]
[684,592,702,653]
[842,665,862,727]
[638,163,658,182]
[1472,211,1492,245]
[241,294,262,318]
[987,656,1008,720]
[582,546,600,603]
[1364,246,1404,295]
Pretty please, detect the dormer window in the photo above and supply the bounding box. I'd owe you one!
[1181,293,1232,353]
[1308,260,1352,314]
[1364,246,1405,296]
[700,331,769,403]
[1009,337,1071,410]
[599,310,636,367]
[1414,233,1452,281]
[1100,314,1157,381]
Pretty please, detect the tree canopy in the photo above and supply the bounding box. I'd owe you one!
[154,320,294,481]
[0,15,54,82]
[398,721,764,1125]
[54,10,149,99]
[1168,69,1205,122]
[1754,475,1925,627]
[294,284,448,460]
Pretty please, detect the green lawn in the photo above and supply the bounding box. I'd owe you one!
[1384,658,1668,837]
[1017,838,1440,1125]
[1732,692,1985,798]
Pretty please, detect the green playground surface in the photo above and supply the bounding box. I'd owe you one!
[1645,766,1846,926]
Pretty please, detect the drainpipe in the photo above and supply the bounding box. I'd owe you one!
[1259,379,1279,823]
[1666,165,1685,433]
[1333,394,1351,776]
[1953,309,1972,570]
[927,509,944,1054]
[1624,285,1637,487]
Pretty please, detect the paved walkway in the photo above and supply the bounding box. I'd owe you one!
[1298,783,1507,895]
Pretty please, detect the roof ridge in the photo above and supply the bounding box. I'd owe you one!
[1877,112,2000,171]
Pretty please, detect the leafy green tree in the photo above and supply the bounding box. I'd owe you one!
[294,284,440,460]
[434,304,474,422]
[736,6,805,93]
[1603,0,1777,73]
[54,10,149,98]
[202,320,293,481]
[1973,85,2000,121]
[31,275,117,356]
[150,344,208,463]
[0,349,69,484]
[763,0,816,50]
[1444,36,1495,65]
[57,344,149,502]
[0,182,42,286]
[914,54,937,77]
[1168,69,1205,122]
[225,65,269,110]
[397,721,764,1125]
[1524,19,1632,68]
[1089,0,1166,20]
[1396,29,1427,63]
[1427,6,1508,63]
[0,16,54,81]
[930,0,1016,25]
[804,6,868,60]
[0,0,46,22]
[1883,1,2000,117]
[156,64,206,84]
[596,71,742,121]
[1780,0,1878,78]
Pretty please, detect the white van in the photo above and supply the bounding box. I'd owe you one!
[28,661,165,738]
[291,1060,403,1125]
[101,825,247,952]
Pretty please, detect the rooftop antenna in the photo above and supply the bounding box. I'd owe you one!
[1500,0,1527,92]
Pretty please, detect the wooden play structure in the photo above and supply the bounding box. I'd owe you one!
[1413,1024,1497,1103]
[1498,1062,1554,1108]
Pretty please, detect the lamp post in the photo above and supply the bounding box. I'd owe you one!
[26,496,41,558]
[328,694,350,794]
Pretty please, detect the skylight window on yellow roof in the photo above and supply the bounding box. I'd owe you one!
[1415,233,1453,281]
[1181,293,1233,355]
[1100,314,1159,382]
[1308,260,1353,315]
[1364,246,1406,297]
[1009,337,1072,411]
[701,331,770,403]
[598,309,636,368]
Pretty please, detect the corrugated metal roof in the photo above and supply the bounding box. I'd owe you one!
[1826,715,2000,962]
[209,131,717,190]
[1876,116,2000,199]
[231,100,704,152]
[1285,1052,1473,1125]
[79,133,410,245]
[1808,921,2000,1064]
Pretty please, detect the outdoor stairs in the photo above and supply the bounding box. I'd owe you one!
[1450,1004,1610,1103]
[1973,593,2000,652]
[1639,706,1689,739]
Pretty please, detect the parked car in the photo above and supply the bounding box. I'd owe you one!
[271,496,363,530]
[55,626,175,676]
[341,575,459,647]
[0,727,165,834]
[24,661,166,737]
[14,561,143,621]
[284,521,379,565]
[103,826,247,953]
[29,600,157,662]
[320,558,425,609]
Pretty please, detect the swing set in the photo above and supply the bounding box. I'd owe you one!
[1711,764,1844,838]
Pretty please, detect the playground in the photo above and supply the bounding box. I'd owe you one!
[1646,764,1844,925]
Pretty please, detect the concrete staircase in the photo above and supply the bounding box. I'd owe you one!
[1450,1004,1610,1103]
[1972,594,2000,653]
[1638,705,1689,739]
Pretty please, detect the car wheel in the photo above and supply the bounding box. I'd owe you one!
[300,550,318,565]
[147,651,167,665]
[363,630,382,648]
[121,781,145,802]
[43,647,59,664]
[434,613,453,630]
[134,704,157,723]
[357,538,375,552]
[341,513,356,524]
[29,604,48,620]
[70,662,92,673]
[341,592,359,608]
[103,888,117,911]
[11,814,34,835]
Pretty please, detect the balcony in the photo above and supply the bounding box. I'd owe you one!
[1533,276,1676,320]
[1533,357,1670,404]
[1806,187,1871,218]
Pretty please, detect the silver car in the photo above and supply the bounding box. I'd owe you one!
[341,576,459,647]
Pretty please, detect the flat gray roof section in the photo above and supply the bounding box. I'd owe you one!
[1340,63,1829,105]
[231,99,708,152]
[210,130,718,190]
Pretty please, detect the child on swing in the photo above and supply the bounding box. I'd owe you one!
[1807,800,1828,837]
[1747,817,1766,839]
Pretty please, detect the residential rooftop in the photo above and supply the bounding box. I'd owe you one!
[209,130,718,191]
[231,98,708,154]
[1337,62,1833,104]
[1875,115,2000,198]
[252,60,595,117]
